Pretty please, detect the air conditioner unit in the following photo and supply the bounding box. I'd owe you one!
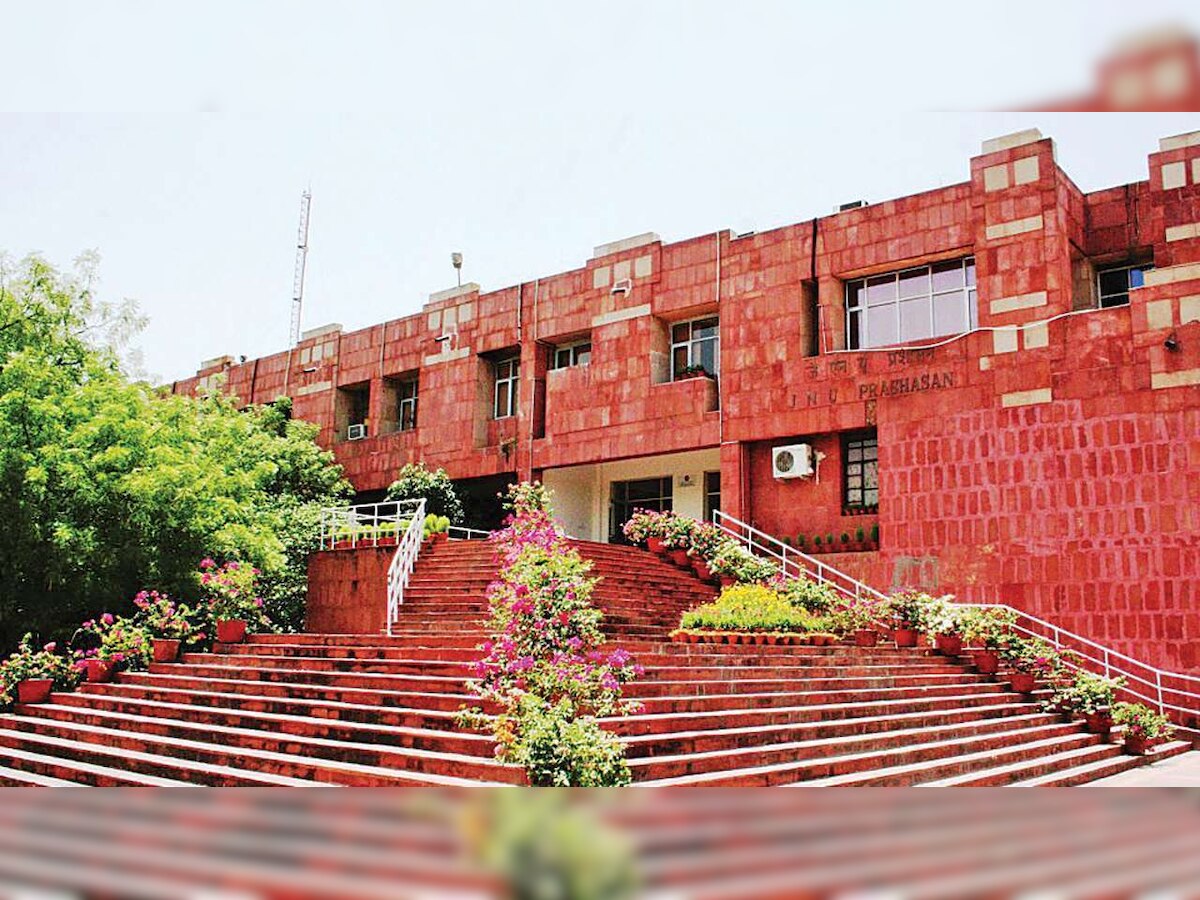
[772,443,814,479]
[347,423,368,441]
[611,278,632,295]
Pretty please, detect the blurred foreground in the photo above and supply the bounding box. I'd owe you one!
[1,788,1199,899]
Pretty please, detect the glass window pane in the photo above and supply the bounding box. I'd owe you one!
[672,323,691,343]
[866,275,897,306]
[575,343,592,365]
[693,318,719,339]
[931,259,965,293]
[555,349,569,369]
[1129,267,1146,289]
[672,345,689,376]
[898,267,930,299]
[900,298,932,341]
[848,309,861,350]
[965,258,976,287]
[933,290,969,335]
[1099,269,1128,297]
[864,462,879,490]
[510,358,519,375]
[696,338,718,374]
[848,448,862,463]
[846,280,865,309]
[865,304,899,347]
[495,382,510,417]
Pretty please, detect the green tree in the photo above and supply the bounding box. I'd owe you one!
[386,462,464,524]
[0,254,351,646]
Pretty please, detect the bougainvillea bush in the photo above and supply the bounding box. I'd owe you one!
[462,482,641,786]
[199,559,271,633]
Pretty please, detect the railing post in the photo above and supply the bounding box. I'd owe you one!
[1156,672,1165,715]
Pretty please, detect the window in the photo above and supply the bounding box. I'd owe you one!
[703,470,721,523]
[610,476,673,543]
[398,378,418,431]
[1097,263,1152,308]
[550,341,592,370]
[671,316,719,379]
[846,258,976,350]
[843,431,879,512]
[493,357,520,419]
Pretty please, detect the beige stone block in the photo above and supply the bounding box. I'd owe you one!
[1144,262,1200,287]
[459,301,475,323]
[983,164,1009,192]
[1023,322,1049,348]
[613,260,632,282]
[1180,294,1200,325]
[990,291,1048,315]
[300,323,342,341]
[295,380,332,397]
[985,215,1043,241]
[992,329,1018,354]
[1193,158,1200,186]
[634,254,653,278]
[592,303,650,328]
[592,232,659,259]
[592,266,611,290]
[299,347,311,365]
[1152,368,1200,389]
[442,306,457,330]
[1166,223,1200,242]
[1012,155,1040,185]
[1162,161,1187,190]
[427,283,478,304]
[311,343,324,362]
[1146,299,1174,330]
[1001,388,1052,408]
[981,129,1043,155]
[979,356,992,371]
[426,310,441,331]
[1160,130,1200,152]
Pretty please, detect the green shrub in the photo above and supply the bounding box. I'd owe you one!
[386,462,465,524]
[1112,702,1175,742]
[681,584,832,633]
[507,696,631,787]
[781,578,839,615]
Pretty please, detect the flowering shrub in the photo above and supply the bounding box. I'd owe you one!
[0,634,79,691]
[132,590,207,649]
[680,584,833,633]
[462,483,640,786]
[779,577,840,615]
[1000,634,1061,676]
[199,559,270,630]
[1112,702,1174,743]
[829,594,890,633]
[1046,670,1125,715]
[888,590,941,629]
[621,509,671,544]
[660,515,698,552]
[957,606,1017,649]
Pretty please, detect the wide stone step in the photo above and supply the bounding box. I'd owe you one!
[185,652,476,677]
[1007,740,1194,786]
[151,661,470,693]
[629,680,1008,713]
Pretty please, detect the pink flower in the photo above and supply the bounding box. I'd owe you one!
[226,562,240,571]
[100,614,114,626]
[199,558,216,570]
[254,598,264,608]
[43,642,56,653]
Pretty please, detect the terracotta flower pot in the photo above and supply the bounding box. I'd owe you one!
[718,575,736,589]
[151,638,182,663]
[432,532,449,545]
[216,619,248,644]
[16,679,53,704]
[670,549,691,567]
[1124,735,1151,756]
[692,560,713,580]
[84,658,114,683]
[1085,710,1113,740]
[973,649,1000,674]
[646,537,665,554]
[1009,672,1037,694]
[934,633,963,656]
[853,629,878,648]
[894,628,918,648]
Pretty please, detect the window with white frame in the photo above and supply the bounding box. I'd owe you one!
[845,258,976,350]
[1097,262,1152,308]
[550,340,592,370]
[398,378,418,431]
[670,316,719,379]
[493,357,520,419]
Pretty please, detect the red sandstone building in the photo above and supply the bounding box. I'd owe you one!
[175,128,1200,673]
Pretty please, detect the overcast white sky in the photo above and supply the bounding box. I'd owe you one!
[2,1,1199,382]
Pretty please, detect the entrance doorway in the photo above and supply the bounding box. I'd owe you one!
[609,476,673,543]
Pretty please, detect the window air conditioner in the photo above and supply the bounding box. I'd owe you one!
[347,423,368,441]
[772,443,814,479]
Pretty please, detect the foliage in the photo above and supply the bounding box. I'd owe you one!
[681,584,832,633]
[503,696,632,788]
[199,559,270,631]
[659,514,697,552]
[97,619,154,671]
[686,522,725,560]
[920,595,961,637]
[386,462,465,524]
[999,634,1061,676]
[0,634,79,689]
[1046,670,1125,715]
[132,590,204,646]
[503,481,554,518]
[1112,702,1175,743]
[621,509,671,544]
[471,792,638,900]
[707,542,778,584]
[957,606,1017,649]
[829,594,890,633]
[423,513,451,538]
[462,484,639,786]
[779,577,839,615]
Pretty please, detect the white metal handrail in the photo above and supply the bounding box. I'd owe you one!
[319,500,425,550]
[448,525,491,541]
[386,498,426,636]
[712,510,890,606]
[962,603,1200,721]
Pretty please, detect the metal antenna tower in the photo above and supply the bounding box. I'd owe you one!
[289,189,312,346]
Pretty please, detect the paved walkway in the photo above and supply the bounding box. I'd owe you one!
[1089,750,1200,786]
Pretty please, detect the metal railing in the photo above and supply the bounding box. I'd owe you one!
[385,499,426,636]
[319,500,424,550]
[713,511,1200,724]
[962,603,1200,721]
[712,510,889,606]
[448,525,491,541]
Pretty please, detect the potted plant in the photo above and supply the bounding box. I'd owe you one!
[1112,702,1174,755]
[958,606,1016,675]
[661,516,697,568]
[675,363,709,380]
[201,558,269,644]
[834,597,886,648]
[1,635,78,704]
[1000,635,1058,694]
[888,590,933,648]
[1064,671,1125,738]
[132,590,201,663]
[853,526,866,551]
[921,595,963,656]
[796,534,806,552]
[869,523,880,549]
[623,509,667,553]
[423,513,452,544]
[839,532,851,553]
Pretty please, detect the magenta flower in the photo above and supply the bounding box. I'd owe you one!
[100,614,114,626]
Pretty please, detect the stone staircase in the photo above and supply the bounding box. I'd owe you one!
[0,539,1190,786]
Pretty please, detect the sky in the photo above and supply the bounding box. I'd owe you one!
[1,1,1199,382]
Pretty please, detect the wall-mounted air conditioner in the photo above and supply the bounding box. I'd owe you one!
[772,443,814,479]
[347,423,368,441]
[611,278,632,295]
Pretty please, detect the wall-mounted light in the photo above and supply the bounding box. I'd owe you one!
[1165,331,1180,352]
